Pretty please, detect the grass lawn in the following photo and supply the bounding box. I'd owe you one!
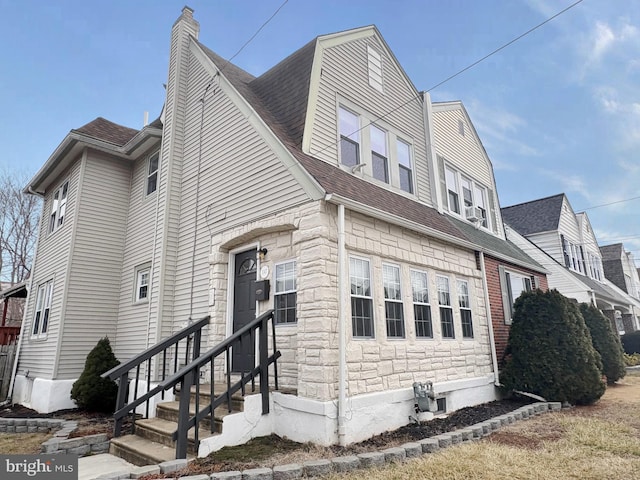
[326,371,640,480]
[0,432,53,454]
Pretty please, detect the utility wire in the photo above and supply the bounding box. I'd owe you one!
[578,195,640,211]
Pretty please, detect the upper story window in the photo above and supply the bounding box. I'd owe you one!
[32,280,53,337]
[367,45,383,93]
[339,107,360,168]
[397,140,413,194]
[49,181,69,234]
[370,125,389,183]
[350,256,374,338]
[135,263,151,302]
[275,260,297,324]
[383,264,405,338]
[444,164,490,229]
[146,151,160,195]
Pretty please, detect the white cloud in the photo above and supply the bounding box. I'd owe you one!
[591,22,616,62]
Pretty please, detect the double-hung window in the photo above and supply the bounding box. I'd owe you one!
[473,184,488,227]
[32,280,53,337]
[350,257,374,338]
[437,275,455,338]
[443,163,491,229]
[397,140,413,194]
[383,264,404,338]
[275,260,297,324]
[411,270,432,338]
[457,280,473,338]
[339,107,360,168]
[49,181,69,233]
[146,151,160,195]
[370,125,389,183]
[445,167,460,214]
[501,267,534,324]
[135,264,151,302]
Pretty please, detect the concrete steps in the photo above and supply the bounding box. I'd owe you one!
[109,384,245,466]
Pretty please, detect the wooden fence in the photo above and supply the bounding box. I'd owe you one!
[0,343,18,401]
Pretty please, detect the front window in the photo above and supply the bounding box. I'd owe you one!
[339,107,360,168]
[504,269,534,324]
[458,280,473,338]
[383,264,404,338]
[135,265,150,302]
[350,257,374,338]
[32,280,53,337]
[445,167,460,214]
[437,275,455,338]
[370,125,389,183]
[49,181,69,233]
[146,151,160,195]
[411,270,432,338]
[397,140,413,193]
[275,260,297,324]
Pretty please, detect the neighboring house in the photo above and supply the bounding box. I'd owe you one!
[503,193,640,334]
[0,282,26,345]
[15,8,545,450]
[600,243,640,301]
[429,101,548,363]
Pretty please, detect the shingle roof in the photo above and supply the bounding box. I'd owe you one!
[448,217,544,271]
[501,193,565,236]
[600,243,623,261]
[600,244,627,293]
[73,117,139,146]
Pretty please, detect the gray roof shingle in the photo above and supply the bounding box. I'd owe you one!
[501,193,565,236]
[73,117,139,146]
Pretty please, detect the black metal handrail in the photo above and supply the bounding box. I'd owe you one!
[157,309,280,459]
[102,316,210,436]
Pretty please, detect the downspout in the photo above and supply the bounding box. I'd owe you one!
[337,203,347,446]
[479,251,500,386]
[7,187,43,404]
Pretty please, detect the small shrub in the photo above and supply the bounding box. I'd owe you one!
[70,337,120,413]
[579,303,626,384]
[624,353,640,367]
[500,289,605,405]
[621,331,640,355]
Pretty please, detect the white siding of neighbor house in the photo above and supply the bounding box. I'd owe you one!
[163,47,313,340]
[57,152,130,379]
[577,213,602,273]
[558,197,581,246]
[21,158,83,379]
[114,146,160,364]
[526,231,563,265]
[307,32,432,204]
[432,105,502,236]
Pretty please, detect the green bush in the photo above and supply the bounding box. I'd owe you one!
[70,337,120,413]
[500,289,605,405]
[621,330,640,355]
[579,303,626,384]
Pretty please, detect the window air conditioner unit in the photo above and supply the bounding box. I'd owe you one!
[465,206,479,222]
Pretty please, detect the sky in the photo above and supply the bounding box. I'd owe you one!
[1,0,639,260]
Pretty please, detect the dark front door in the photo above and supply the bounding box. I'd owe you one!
[232,249,257,372]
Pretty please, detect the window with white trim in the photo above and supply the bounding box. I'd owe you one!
[367,45,383,93]
[32,280,53,337]
[49,181,69,233]
[350,257,374,338]
[135,264,151,302]
[339,107,360,168]
[411,270,432,338]
[397,139,413,194]
[457,279,474,338]
[146,151,160,195]
[437,275,455,338]
[383,264,404,338]
[444,164,491,229]
[370,124,389,183]
[445,166,460,214]
[275,260,297,324]
[501,267,535,324]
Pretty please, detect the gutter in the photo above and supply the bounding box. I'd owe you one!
[479,252,500,386]
[337,204,347,446]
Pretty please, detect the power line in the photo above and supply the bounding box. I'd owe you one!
[578,195,640,211]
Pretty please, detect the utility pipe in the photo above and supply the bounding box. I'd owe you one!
[479,252,500,386]
[337,203,347,446]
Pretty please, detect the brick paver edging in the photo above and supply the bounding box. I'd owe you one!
[0,416,110,456]
[94,401,562,480]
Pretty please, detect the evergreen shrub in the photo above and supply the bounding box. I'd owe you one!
[70,337,120,413]
[500,289,605,405]
[621,330,640,355]
[579,303,626,384]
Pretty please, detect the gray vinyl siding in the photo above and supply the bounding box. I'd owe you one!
[164,51,312,334]
[308,35,432,203]
[114,147,160,364]
[20,159,82,378]
[57,153,130,378]
[432,109,493,187]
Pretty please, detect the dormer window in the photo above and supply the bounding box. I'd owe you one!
[49,181,69,234]
[339,107,360,167]
[367,46,383,93]
[444,163,491,229]
[370,124,389,183]
[146,151,160,195]
[445,166,460,214]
